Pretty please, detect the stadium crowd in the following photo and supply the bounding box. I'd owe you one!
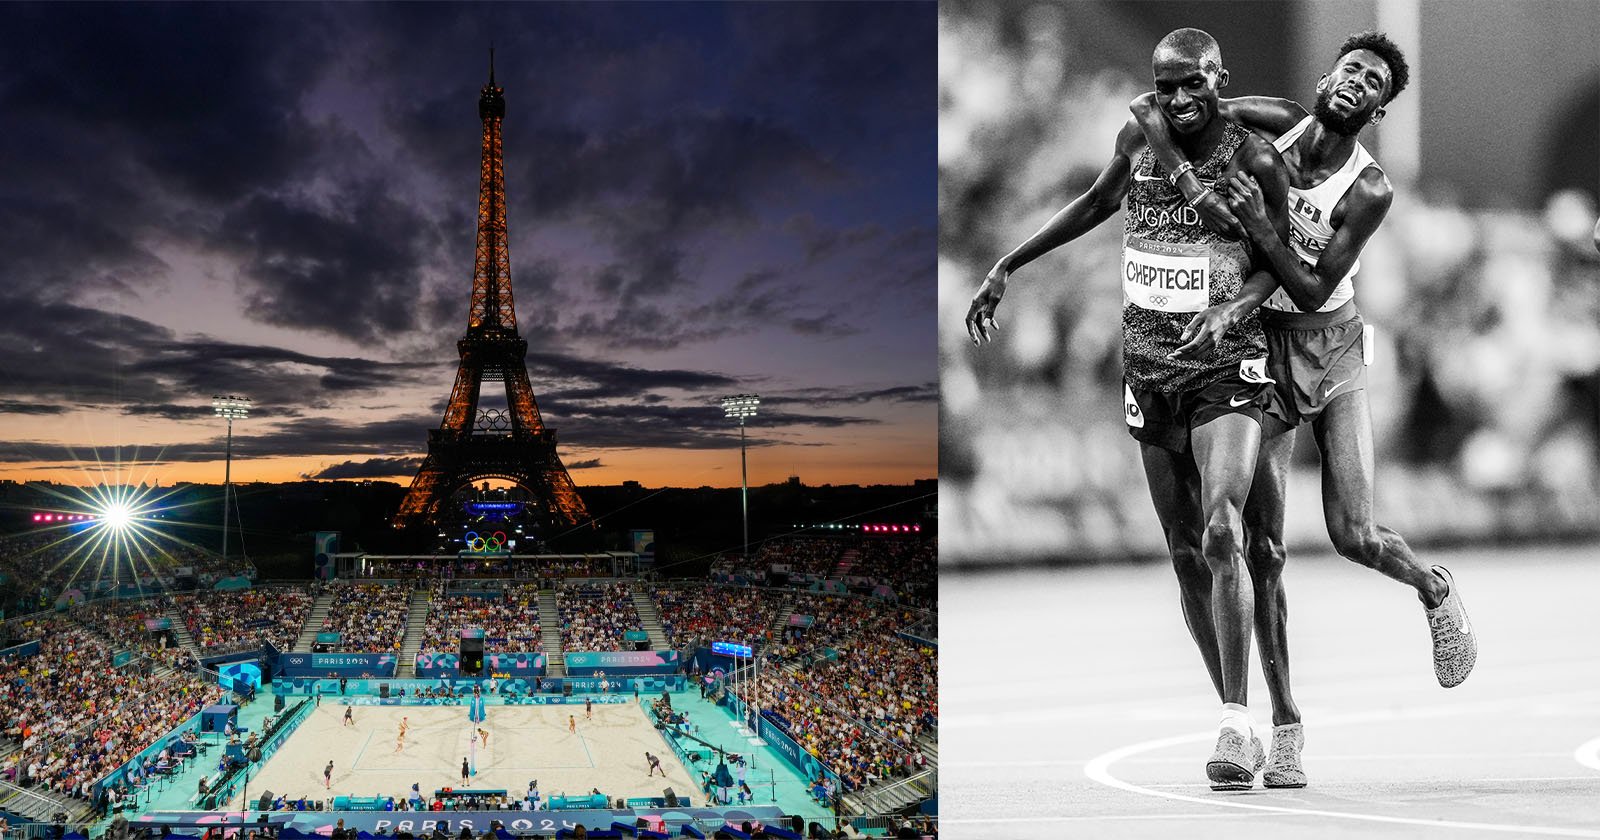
[751,539,844,577]
[555,582,643,652]
[726,592,936,795]
[180,587,314,652]
[651,584,780,652]
[69,598,191,671]
[319,583,410,652]
[0,614,225,807]
[842,539,937,608]
[418,583,543,653]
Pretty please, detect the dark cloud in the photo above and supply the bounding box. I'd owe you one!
[0,297,430,413]
[766,383,940,408]
[0,402,67,416]
[565,458,603,470]
[303,457,424,480]
[214,184,452,344]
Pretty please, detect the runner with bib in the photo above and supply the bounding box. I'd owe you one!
[1131,31,1478,788]
[966,27,1293,791]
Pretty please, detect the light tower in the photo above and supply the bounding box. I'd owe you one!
[212,395,251,562]
[720,394,760,561]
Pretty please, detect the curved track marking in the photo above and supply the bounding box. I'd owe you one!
[1085,699,1600,838]
[1573,735,1600,772]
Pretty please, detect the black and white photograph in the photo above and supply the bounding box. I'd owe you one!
[939,0,1600,837]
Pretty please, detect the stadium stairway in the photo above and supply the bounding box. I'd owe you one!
[629,583,670,650]
[163,603,203,662]
[767,591,796,639]
[0,777,96,825]
[291,589,335,652]
[833,546,860,577]
[395,586,432,679]
[539,589,564,676]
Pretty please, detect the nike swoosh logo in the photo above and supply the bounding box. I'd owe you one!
[1132,172,1164,183]
[1324,376,1353,399]
[1229,394,1253,407]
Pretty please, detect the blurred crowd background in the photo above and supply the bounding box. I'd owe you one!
[938,0,1600,564]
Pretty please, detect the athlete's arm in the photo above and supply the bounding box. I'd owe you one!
[1127,94,1243,239]
[1228,164,1392,313]
[1168,268,1277,361]
[966,119,1143,345]
[1216,96,1307,139]
[1166,137,1290,361]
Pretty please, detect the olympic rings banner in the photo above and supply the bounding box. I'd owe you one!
[461,529,511,553]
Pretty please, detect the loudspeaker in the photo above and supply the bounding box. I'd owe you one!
[562,684,572,697]
[633,640,649,652]
[258,793,272,811]
[663,788,678,807]
[275,694,286,713]
[380,683,390,699]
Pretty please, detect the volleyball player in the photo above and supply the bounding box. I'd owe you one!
[1129,31,1477,787]
[968,28,1293,790]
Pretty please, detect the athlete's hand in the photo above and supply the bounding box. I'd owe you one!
[966,263,1008,346]
[1225,172,1273,243]
[1168,302,1238,361]
[1193,190,1246,241]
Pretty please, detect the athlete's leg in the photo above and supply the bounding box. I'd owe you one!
[1188,412,1261,708]
[1138,442,1222,700]
[1311,390,1446,607]
[1242,418,1301,726]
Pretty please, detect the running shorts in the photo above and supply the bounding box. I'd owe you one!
[1259,301,1366,427]
[1123,356,1273,453]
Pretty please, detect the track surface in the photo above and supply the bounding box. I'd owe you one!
[940,544,1600,838]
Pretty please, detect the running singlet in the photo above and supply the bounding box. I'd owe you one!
[1262,115,1378,313]
[1122,120,1264,392]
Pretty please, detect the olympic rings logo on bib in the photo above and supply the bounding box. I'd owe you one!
[1123,236,1209,313]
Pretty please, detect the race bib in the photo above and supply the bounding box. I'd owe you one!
[1123,237,1209,313]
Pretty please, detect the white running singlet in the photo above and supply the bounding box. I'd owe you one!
[1262,115,1380,313]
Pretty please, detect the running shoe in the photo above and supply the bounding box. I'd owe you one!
[1262,723,1306,788]
[1206,729,1265,791]
[1426,565,1478,688]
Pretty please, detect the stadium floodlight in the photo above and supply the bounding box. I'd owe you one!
[720,394,760,563]
[103,503,132,532]
[212,395,252,562]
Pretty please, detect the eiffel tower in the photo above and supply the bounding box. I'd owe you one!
[393,51,590,537]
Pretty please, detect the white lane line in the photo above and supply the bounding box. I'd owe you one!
[1085,700,1600,838]
[1572,735,1600,772]
[946,753,1571,769]
[937,812,1317,824]
[1140,776,1600,789]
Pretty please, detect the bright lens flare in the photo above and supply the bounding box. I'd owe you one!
[103,503,133,531]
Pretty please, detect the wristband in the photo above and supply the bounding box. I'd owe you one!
[1184,186,1213,209]
[1166,161,1195,186]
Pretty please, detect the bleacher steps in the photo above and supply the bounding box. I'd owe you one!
[629,583,670,650]
[292,589,335,652]
[539,589,564,676]
[396,586,433,679]
[163,602,202,660]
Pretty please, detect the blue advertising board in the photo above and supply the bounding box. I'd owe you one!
[563,649,679,675]
[132,807,788,837]
[278,652,397,678]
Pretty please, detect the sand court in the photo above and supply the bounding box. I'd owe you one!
[236,701,703,807]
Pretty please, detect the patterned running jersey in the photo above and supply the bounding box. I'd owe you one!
[1121,120,1266,392]
[1262,115,1377,313]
